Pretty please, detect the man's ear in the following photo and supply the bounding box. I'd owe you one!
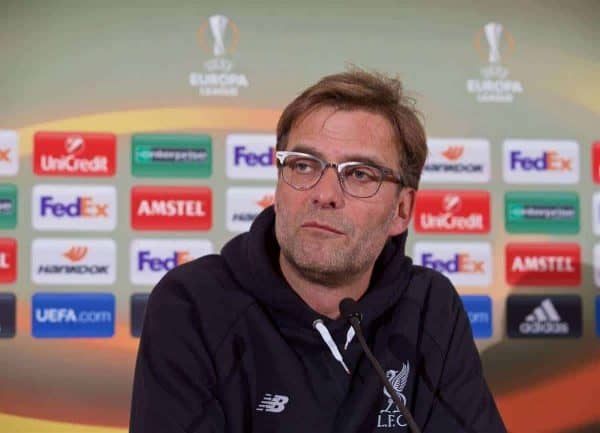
[388,187,415,237]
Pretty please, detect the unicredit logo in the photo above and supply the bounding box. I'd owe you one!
[34,131,116,176]
[506,243,581,286]
[131,186,212,230]
[414,190,490,233]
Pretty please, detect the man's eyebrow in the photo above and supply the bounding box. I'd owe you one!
[288,143,390,168]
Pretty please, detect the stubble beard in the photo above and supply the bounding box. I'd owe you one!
[275,206,396,287]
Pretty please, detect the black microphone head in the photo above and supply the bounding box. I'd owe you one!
[339,298,361,321]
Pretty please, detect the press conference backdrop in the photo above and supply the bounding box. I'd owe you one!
[1,1,599,432]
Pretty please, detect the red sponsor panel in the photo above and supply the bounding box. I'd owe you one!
[505,242,581,286]
[34,131,116,176]
[131,186,212,231]
[0,238,17,283]
[593,141,600,184]
[414,190,490,234]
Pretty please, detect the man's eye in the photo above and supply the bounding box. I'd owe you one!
[348,166,378,182]
[291,160,315,173]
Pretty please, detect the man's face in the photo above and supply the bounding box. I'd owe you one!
[274,106,414,285]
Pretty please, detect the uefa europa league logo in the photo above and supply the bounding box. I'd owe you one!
[209,14,229,57]
[484,22,502,64]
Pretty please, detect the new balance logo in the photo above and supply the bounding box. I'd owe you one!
[256,394,289,413]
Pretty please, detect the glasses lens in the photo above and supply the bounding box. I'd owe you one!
[341,164,382,197]
[282,156,323,189]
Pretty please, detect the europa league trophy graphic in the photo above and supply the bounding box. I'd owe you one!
[484,22,502,64]
[209,14,229,57]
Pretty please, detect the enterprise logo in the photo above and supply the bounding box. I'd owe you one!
[505,191,579,234]
[131,134,212,178]
[32,293,115,338]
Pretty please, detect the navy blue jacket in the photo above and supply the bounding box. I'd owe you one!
[130,206,506,433]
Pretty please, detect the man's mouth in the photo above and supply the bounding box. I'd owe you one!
[301,221,345,235]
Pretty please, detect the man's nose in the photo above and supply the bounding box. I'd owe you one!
[310,166,345,209]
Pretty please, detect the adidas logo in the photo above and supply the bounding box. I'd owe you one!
[519,298,569,335]
[256,393,289,413]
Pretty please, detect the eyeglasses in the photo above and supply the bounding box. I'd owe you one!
[275,151,404,198]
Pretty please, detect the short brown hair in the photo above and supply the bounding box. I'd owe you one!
[276,68,427,189]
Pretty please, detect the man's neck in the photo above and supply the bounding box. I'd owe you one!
[279,252,374,319]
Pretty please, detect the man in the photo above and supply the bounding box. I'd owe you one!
[130,69,507,433]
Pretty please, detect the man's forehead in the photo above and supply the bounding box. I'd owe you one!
[291,106,393,137]
[287,106,398,164]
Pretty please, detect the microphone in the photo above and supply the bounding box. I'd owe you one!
[339,298,422,433]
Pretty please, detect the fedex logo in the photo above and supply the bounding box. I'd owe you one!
[40,196,109,217]
[509,151,571,171]
[503,140,579,184]
[226,134,277,179]
[137,250,191,271]
[421,253,485,273]
[0,130,19,176]
[234,146,274,166]
[414,242,491,286]
[32,185,116,231]
[130,239,213,285]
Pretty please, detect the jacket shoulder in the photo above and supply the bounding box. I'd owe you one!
[146,254,256,352]
[403,265,464,349]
